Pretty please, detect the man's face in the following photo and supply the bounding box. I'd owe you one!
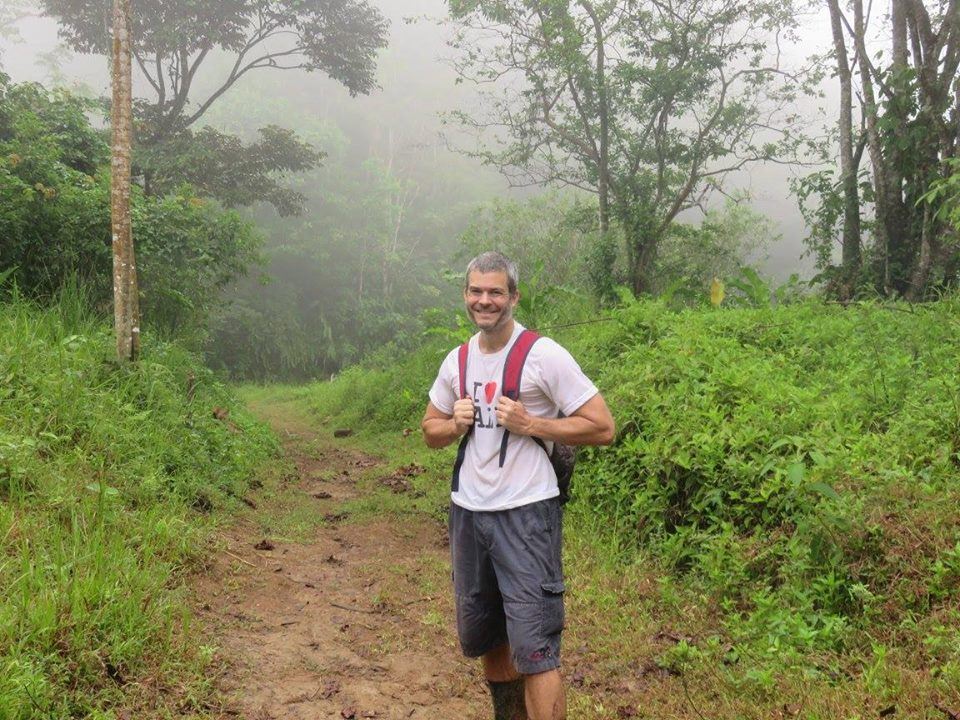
[464,270,518,332]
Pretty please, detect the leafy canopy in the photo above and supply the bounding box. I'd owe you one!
[137,124,323,216]
[43,0,389,113]
[40,0,389,214]
[447,0,808,292]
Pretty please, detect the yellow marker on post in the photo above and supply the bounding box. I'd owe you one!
[710,277,725,307]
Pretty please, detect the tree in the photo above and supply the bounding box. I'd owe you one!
[0,0,36,47]
[807,0,960,298]
[41,0,389,213]
[447,0,806,294]
[111,0,139,361]
[137,124,323,215]
[826,0,863,296]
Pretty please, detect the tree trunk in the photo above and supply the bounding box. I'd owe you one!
[852,0,901,293]
[885,0,913,294]
[111,0,140,362]
[619,204,658,295]
[907,202,936,299]
[827,0,861,295]
[580,0,612,285]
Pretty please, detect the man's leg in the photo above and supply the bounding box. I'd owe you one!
[483,643,527,720]
[482,648,564,720]
[524,669,565,720]
[487,499,566,720]
[482,642,520,682]
[450,505,521,719]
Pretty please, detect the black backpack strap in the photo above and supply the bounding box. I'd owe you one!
[498,329,541,467]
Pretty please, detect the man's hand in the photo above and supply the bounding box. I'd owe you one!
[494,394,616,446]
[496,397,534,435]
[453,397,477,435]
[422,399,476,448]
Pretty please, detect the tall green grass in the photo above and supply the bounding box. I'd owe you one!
[0,288,277,718]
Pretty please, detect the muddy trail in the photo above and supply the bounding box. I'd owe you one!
[193,398,487,719]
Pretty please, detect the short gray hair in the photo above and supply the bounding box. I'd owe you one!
[464,251,519,295]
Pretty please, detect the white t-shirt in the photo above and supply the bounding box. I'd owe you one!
[429,323,599,511]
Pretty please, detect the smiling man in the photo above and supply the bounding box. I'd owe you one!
[421,251,615,720]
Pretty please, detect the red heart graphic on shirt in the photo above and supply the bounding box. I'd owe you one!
[484,381,497,404]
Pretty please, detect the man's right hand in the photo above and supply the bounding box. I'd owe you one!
[452,397,476,435]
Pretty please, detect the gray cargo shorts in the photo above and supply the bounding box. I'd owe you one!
[448,497,565,675]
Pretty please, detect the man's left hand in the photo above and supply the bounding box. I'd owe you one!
[496,397,535,435]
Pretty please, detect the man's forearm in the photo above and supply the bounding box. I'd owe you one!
[422,417,466,448]
[526,414,614,446]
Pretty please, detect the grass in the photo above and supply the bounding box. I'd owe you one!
[0,290,277,719]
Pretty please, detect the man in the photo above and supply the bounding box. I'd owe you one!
[421,251,615,720]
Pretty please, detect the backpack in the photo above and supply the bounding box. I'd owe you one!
[451,329,578,504]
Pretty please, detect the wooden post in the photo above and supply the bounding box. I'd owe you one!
[111,0,140,361]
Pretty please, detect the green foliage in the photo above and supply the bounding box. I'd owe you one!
[304,295,960,670]
[0,291,277,717]
[0,75,264,340]
[921,157,960,237]
[456,193,598,292]
[306,333,456,432]
[0,76,112,297]
[448,0,807,292]
[135,189,263,340]
[653,201,779,303]
[138,124,323,216]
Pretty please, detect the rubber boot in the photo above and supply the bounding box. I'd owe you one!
[488,678,527,720]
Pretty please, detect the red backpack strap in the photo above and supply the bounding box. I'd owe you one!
[451,341,472,494]
[498,329,541,467]
[456,341,470,399]
[501,330,540,399]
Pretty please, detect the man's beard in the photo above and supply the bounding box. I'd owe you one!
[468,303,513,332]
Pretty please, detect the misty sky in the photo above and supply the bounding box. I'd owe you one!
[0,0,844,281]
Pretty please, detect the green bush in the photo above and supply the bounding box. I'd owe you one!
[0,291,277,717]
[303,295,960,663]
[0,73,262,341]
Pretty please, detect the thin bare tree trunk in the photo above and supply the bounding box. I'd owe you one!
[827,0,861,293]
[909,202,936,297]
[111,0,139,361]
[852,0,894,291]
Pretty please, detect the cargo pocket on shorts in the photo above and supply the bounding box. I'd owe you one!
[540,581,566,637]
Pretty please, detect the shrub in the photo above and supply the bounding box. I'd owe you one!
[0,291,277,716]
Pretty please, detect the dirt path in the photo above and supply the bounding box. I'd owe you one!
[193,398,487,719]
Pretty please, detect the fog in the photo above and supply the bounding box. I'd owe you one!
[0,0,840,281]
